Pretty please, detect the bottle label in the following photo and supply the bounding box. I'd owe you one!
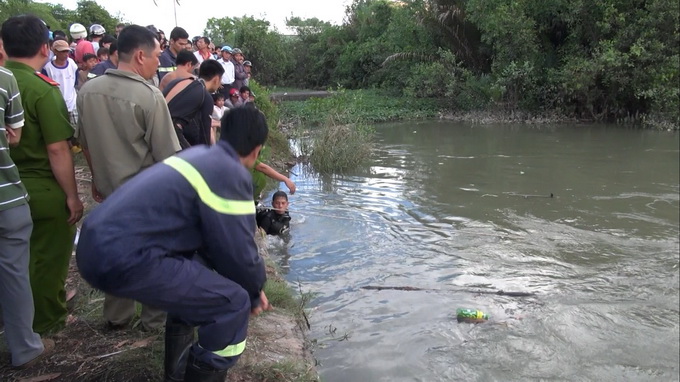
[456,308,488,320]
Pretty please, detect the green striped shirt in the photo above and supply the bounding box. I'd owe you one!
[0,66,28,211]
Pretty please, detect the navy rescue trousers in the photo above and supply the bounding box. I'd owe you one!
[78,253,251,370]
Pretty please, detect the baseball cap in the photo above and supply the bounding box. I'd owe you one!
[221,46,232,52]
[229,88,239,96]
[243,60,252,67]
[231,48,242,55]
[52,40,71,52]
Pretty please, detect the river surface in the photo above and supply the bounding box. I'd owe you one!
[263,121,680,381]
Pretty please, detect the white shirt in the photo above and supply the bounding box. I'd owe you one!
[217,59,235,85]
[43,58,78,112]
[194,51,214,65]
[212,105,227,120]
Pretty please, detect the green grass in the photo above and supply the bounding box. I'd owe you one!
[264,277,300,312]
[309,124,374,174]
[267,86,319,93]
[279,88,442,127]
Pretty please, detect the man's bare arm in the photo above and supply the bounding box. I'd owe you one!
[255,162,296,194]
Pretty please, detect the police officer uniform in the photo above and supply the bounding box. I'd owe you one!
[5,61,77,334]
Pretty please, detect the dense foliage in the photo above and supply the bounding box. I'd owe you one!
[0,0,121,34]
[223,0,679,126]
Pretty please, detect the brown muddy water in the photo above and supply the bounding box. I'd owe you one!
[263,121,679,381]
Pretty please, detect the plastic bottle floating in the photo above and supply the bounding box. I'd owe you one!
[456,308,489,323]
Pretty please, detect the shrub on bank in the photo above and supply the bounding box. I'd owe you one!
[310,124,374,174]
[280,89,441,174]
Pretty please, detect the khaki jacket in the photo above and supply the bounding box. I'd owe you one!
[76,69,181,197]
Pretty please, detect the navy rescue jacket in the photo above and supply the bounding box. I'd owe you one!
[89,59,116,78]
[77,141,266,306]
[158,48,178,81]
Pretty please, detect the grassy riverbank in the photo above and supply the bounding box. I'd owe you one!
[0,155,318,382]
[279,89,442,128]
[278,88,678,130]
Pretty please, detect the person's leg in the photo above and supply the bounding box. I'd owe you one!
[110,256,252,374]
[0,204,45,366]
[140,304,167,331]
[24,178,76,334]
[163,314,194,382]
[102,294,136,327]
[104,298,166,331]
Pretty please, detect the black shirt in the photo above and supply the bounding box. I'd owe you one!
[256,208,291,235]
[163,78,213,147]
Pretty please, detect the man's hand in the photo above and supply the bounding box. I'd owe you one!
[251,290,273,316]
[284,179,296,195]
[91,182,104,203]
[5,126,20,146]
[66,195,84,225]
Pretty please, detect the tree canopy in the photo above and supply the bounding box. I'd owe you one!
[206,0,677,124]
[0,0,121,34]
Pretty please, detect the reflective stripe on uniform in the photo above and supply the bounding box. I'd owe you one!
[158,66,177,72]
[201,339,247,358]
[163,156,255,215]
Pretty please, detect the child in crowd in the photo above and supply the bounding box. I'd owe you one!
[256,191,292,235]
[76,53,98,90]
[96,47,109,62]
[211,93,227,121]
[239,85,251,104]
[210,93,227,144]
[225,87,242,108]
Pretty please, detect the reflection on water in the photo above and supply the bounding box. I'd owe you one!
[263,122,680,381]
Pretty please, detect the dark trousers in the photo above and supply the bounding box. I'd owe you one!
[79,254,250,370]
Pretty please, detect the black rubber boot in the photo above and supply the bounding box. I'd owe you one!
[164,316,195,382]
[183,354,229,382]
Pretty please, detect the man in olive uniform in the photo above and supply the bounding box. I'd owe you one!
[3,15,84,334]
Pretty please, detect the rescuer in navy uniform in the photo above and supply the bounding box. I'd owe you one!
[76,107,272,382]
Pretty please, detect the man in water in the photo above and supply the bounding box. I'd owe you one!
[256,191,292,235]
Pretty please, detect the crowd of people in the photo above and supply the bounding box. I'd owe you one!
[0,15,294,381]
